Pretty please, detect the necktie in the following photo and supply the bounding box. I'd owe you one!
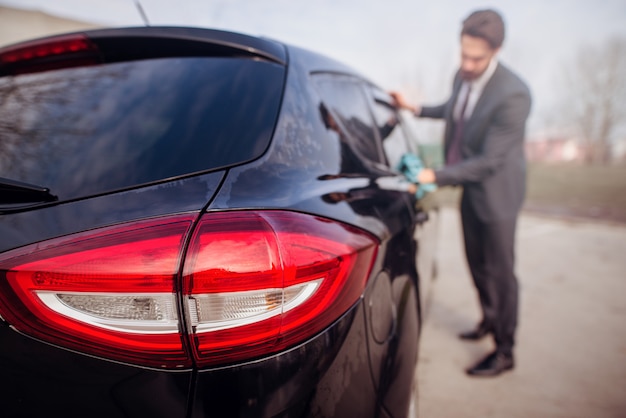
[446,85,471,165]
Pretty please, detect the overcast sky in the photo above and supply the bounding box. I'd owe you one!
[2,0,626,136]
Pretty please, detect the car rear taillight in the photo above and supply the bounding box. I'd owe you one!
[0,215,196,368]
[0,34,101,75]
[183,211,378,367]
[0,211,378,369]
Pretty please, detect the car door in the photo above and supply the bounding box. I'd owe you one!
[313,73,421,417]
[366,84,441,327]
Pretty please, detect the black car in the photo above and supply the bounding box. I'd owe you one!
[0,27,439,417]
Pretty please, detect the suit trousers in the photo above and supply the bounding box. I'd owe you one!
[460,196,519,356]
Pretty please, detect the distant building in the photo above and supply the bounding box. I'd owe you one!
[525,136,588,163]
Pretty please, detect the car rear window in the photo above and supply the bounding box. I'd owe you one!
[0,57,285,200]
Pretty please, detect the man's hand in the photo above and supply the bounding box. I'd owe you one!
[417,168,436,184]
[389,91,421,114]
[389,91,407,108]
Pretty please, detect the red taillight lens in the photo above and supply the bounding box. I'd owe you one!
[183,211,378,367]
[0,34,101,75]
[0,215,196,369]
[0,211,378,369]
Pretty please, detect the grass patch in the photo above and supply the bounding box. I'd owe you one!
[525,163,626,223]
[433,163,626,223]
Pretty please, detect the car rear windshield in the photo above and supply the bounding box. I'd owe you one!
[0,56,285,201]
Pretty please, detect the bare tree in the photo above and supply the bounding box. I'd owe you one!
[559,37,626,163]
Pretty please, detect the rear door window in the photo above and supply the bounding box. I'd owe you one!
[313,74,385,172]
[368,86,415,170]
[0,57,285,200]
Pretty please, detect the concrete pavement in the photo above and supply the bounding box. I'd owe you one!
[416,208,626,418]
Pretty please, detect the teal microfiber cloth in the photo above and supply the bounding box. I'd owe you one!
[396,153,437,199]
[396,153,423,183]
[415,182,437,199]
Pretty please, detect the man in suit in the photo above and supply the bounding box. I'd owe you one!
[392,9,531,377]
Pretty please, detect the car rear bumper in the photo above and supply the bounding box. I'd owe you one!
[0,300,387,418]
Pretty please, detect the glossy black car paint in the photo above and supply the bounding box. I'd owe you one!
[0,27,437,418]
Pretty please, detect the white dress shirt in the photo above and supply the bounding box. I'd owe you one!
[454,58,498,122]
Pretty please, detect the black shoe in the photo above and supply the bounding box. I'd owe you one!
[466,351,514,377]
[458,324,490,340]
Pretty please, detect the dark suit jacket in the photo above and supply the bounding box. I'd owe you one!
[420,63,531,222]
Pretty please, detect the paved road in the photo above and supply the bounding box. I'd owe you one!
[415,208,626,418]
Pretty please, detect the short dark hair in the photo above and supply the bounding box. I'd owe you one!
[461,9,505,49]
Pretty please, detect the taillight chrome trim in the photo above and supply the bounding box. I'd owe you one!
[189,279,322,333]
[36,291,180,334]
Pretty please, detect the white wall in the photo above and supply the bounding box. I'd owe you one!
[0,6,98,47]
